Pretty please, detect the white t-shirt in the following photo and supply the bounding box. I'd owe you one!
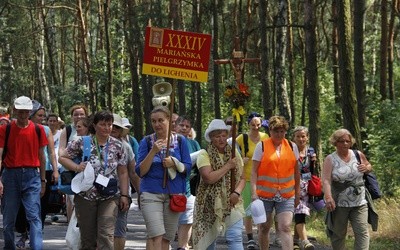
[252,140,300,161]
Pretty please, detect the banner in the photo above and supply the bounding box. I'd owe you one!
[143,27,212,82]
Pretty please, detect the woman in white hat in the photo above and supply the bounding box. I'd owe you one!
[192,119,246,250]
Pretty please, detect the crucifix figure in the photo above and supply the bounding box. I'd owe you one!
[214,36,260,192]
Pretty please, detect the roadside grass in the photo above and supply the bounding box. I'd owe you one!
[306,197,400,249]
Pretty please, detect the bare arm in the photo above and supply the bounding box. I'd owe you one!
[46,131,59,183]
[357,150,372,174]
[128,158,140,193]
[39,147,46,197]
[322,155,336,211]
[251,160,261,200]
[58,128,67,157]
[199,157,237,185]
[118,165,130,211]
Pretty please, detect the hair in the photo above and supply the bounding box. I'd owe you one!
[47,113,59,121]
[175,115,192,127]
[76,117,91,128]
[209,129,228,139]
[189,127,197,139]
[69,104,88,117]
[150,105,170,119]
[88,111,113,134]
[268,115,289,131]
[247,112,262,124]
[329,128,355,147]
[292,126,309,139]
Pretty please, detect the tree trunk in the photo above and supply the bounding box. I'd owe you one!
[124,0,144,139]
[304,0,321,173]
[388,0,396,101]
[259,0,272,118]
[332,1,341,124]
[275,0,291,120]
[212,0,221,119]
[77,0,96,113]
[104,0,113,111]
[353,0,367,132]
[287,1,295,126]
[379,0,388,100]
[337,0,362,148]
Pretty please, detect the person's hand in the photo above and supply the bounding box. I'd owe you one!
[243,157,250,164]
[226,157,237,170]
[152,139,166,154]
[295,195,300,208]
[229,192,240,207]
[40,182,46,197]
[52,171,59,184]
[162,156,175,168]
[75,161,86,173]
[325,195,336,212]
[357,163,370,173]
[119,196,130,211]
[0,180,3,196]
[251,193,259,201]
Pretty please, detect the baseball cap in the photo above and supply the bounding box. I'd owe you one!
[14,96,33,110]
[251,199,266,224]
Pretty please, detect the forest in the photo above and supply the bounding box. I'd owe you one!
[0,0,400,200]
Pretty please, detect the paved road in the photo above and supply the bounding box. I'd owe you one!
[0,197,331,249]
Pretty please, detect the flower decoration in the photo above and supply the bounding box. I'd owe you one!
[224,82,250,121]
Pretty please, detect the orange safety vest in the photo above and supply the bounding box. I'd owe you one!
[256,138,297,199]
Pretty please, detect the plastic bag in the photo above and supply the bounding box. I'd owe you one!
[65,210,81,250]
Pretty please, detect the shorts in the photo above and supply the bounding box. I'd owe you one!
[114,209,128,237]
[262,198,295,216]
[140,192,181,241]
[179,195,195,224]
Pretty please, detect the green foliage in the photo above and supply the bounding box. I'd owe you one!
[364,100,400,197]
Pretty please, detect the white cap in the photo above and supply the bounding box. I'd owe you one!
[121,117,132,129]
[251,199,266,224]
[113,114,129,133]
[71,162,95,193]
[14,96,33,110]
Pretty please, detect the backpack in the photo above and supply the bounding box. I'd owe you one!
[58,136,91,194]
[353,149,382,199]
[240,134,249,157]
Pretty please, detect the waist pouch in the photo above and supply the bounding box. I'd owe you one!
[94,178,118,196]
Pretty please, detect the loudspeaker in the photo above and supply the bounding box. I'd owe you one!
[152,82,172,97]
[0,102,9,115]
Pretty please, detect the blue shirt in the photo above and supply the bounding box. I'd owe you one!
[136,133,192,194]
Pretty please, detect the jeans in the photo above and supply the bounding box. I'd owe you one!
[2,167,42,250]
[206,218,244,250]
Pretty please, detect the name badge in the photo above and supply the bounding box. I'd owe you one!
[95,174,110,187]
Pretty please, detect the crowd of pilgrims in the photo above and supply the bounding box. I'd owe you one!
[0,96,374,250]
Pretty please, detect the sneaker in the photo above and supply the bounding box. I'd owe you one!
[302,241,315,250]
[293,243,300,250]
[247,239,257,249]
[16,232,28,249]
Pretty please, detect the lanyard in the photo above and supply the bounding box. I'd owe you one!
[94,136,109,171]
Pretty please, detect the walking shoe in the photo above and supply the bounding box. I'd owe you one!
[293,243,300,250]
[247,239,257,249]
[302,240,315,250]
[16,232,28,249]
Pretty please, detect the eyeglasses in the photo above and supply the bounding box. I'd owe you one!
[337,140,351,144]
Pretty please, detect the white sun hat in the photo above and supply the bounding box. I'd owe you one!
[71,162,95,193]
[204,119,229,142]
[251,199,267,224]
[121,117,132,129]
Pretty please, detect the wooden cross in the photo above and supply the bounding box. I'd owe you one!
[214,36,260,192]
